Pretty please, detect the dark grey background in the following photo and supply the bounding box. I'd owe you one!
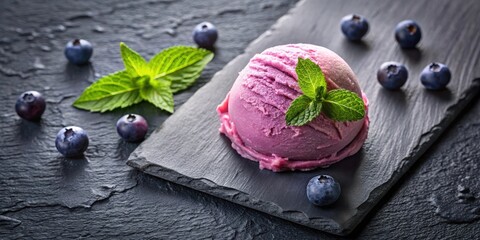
[1,0,479,239]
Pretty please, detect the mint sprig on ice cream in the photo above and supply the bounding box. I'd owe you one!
[285,58,365,126]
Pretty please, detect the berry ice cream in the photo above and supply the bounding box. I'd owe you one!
[217,44,369,172]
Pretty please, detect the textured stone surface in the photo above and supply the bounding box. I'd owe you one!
[1,0,479,239]
[127,0,480,235]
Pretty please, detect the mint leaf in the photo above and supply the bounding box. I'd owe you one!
[315,86,326,101]
[285,95,322,126]
[120,42,149,77]
[286,58,366,125]
[296,58,327,99]
[73,71,142,112]
[140,79,174,113]
[149,46,213,93]
[285,58,327,126]
[73,43,214,113]
[323,89,365,121]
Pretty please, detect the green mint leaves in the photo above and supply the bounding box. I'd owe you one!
[295,58,327,99]
[72,71,143,112]
[285,58,365,126]
[73,42,213,113]
[120,43,150,77]
[285,95,323,126]
[323,89,366,121]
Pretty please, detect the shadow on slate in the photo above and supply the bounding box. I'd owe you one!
[127,0,480,235]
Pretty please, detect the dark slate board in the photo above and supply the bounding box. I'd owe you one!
[127,0,480,235]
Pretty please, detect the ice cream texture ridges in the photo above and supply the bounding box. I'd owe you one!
[217,44,369,172]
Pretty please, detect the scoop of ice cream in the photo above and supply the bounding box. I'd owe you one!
[217,44,369,172]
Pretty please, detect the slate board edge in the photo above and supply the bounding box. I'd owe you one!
[126,155,342,235]
[127,77,480,236]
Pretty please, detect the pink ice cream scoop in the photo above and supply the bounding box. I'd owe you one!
[217,44,369,172]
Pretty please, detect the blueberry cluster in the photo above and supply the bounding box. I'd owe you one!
[17,36,150,157]
[340,15,422,48]
[307,15,455,207]
[16,21,219,157]
[341,14,451,91]
[16,37,151,157]
[376,61,450,91]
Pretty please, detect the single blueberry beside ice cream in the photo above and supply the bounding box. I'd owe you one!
[306,175,341,206]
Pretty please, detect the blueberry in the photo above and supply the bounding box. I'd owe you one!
[116,114,148,142]
[55,126,89,157]
[193,22,218,48]
[64,39,93,65]
[15,91,46,121]
[395,20,422,48]
[420,63,451,90]
[306,175,341,206]
[340,14,369,41]
[377,62,409,90]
